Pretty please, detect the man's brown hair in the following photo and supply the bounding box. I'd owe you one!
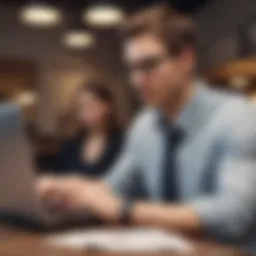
[121,3,197,56]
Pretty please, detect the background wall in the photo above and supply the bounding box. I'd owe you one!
[195,0,255,72]
[1,0,254,133]
[0,3,130,134]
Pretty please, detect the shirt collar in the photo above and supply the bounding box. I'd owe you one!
[156,82,207,136]
[176,82,206,131]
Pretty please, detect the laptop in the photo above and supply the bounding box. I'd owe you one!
[0,103,89,230]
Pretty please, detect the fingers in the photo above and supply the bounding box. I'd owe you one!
[36,176,66,212]
[43,189,65,213]
[36,175,91,214]
[36,175,71,196]
[36,176,54,199]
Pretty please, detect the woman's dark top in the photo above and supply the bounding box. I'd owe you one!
[52,131,123,177]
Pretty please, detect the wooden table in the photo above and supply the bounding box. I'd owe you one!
[0,225,249,256]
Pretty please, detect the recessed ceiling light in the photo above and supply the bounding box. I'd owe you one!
[63,30,95,49]
[83,4,125,28]
[20,3,62,28]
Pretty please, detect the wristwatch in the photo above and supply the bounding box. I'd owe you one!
[119,200,134,224]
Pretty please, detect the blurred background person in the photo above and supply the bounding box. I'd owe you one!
[38,76,125,177]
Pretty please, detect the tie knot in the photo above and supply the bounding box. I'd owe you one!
[169,127,184,147]
[157,113,184,147]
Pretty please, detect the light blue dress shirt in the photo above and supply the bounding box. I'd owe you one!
[105,83,256,248]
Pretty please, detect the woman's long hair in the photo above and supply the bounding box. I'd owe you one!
[59,75,126,138]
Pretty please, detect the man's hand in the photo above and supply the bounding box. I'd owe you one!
[37,175,88,211]
[37,175,123,222]
[37,176,202,233]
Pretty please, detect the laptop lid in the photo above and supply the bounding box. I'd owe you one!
[0,103,43,217]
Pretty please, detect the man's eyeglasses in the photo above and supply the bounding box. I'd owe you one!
[127,54,169,76]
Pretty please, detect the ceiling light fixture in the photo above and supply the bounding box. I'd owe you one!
[20,2,62,28]
[63,30,95,49]
[83,4,125,28]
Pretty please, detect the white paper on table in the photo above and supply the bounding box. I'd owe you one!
[44,228,194,254]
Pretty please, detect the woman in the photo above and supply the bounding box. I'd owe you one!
[51,77,125,177]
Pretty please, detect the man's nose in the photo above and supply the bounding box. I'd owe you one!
[133,71,149,90]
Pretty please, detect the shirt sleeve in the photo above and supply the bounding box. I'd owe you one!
[189,103,256,241]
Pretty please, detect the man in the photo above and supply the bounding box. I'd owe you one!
[39,4,256,247]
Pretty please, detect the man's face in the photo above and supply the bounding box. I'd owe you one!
[124,33,195,108]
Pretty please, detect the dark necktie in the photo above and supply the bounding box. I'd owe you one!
[162,125,184,201]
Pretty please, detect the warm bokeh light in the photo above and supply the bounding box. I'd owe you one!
[20,4,62,27]
[83,5,125,28]
[63,30,95,49]
[229,76,249,89]
[15,91,37,107]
